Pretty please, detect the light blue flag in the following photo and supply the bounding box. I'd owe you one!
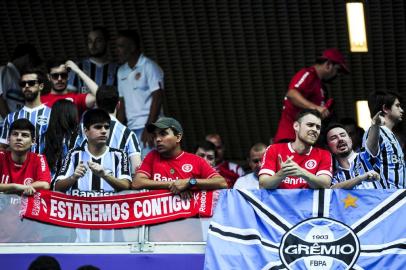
[204,189,406,270]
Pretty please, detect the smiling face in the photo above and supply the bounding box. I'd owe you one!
[294,113,321,146]
[8,129,34,153]
[327,127,353,157]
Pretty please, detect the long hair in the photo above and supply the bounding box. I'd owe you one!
[44,100,79,174]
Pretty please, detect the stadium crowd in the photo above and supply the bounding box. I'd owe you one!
[0,27,405,202]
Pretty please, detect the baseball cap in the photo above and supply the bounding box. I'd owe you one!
[146,117,183,133]
[320,48,350,74]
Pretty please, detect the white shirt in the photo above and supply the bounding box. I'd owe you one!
[233,172,259,189]
[117,54,164,130]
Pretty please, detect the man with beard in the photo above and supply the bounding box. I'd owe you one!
[363,90,405,189]
[259,109,332,189]
[68,27,118,95]
[326,122,380,189]
[0,43,42,119]
[273,48,349,143]
[41,59,98,115]
[234,143,267,189]
[0,69,51,153]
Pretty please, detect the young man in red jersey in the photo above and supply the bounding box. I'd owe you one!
[0,118,51,195]
[132,117,227,197]
[273,48,349,143]
[259,109,332,189]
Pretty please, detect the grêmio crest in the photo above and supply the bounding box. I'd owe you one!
[279,217,360,269]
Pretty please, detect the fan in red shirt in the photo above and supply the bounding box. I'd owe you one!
[0,118,51,195]
[133,117,227,198]
[259,109,332,189]
[274,48,349,143]
[40,58,99,115]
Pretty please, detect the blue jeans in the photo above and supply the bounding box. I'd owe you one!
[133,128,153,159]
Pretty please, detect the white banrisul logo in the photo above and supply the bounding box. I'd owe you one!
[280,217,360,270]
[182,164,193,173]
[305,159,317,170]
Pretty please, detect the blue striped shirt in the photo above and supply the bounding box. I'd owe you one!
[363,126,405,189]
[68,58,118,93]
[0,104,51,154]
[332,150,379,189]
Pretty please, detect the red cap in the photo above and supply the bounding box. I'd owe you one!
[320,48,350,74]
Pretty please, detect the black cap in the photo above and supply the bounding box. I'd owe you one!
[146,117,183,133]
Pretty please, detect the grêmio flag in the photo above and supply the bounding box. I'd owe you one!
[204,189,406,270]
[20,190,213,229]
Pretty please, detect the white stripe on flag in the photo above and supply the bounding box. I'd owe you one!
[324,189,331,217]
[208,222,279,252]
[351,190,406,236]
[239,189,293,232]
[312,190,319,217]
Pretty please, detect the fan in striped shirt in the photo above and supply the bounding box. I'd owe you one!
[0,69,51,154]
[75,85,141,174]
[68,27,118,94]
[54,108,131,243]
[363,90,405,189]
[326,122,380,189]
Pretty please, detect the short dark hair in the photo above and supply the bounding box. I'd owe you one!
[28,255,61,270]
[91,26,109,40]
[46,58,66,73]
[96,85,119,113]
[368,90,402,118]
[20,68,47,84]
[324,123,346,142]
[117,29,141,49]
[83,108,110,129]
[12,43,41,66]
[295,109,322,122]
[194,140,216,154]
[9,118,35,139]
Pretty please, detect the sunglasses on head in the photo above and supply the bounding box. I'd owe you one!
[50,72,68,80]
[19,80,39,87]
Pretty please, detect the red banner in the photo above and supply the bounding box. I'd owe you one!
[20,190,214,229]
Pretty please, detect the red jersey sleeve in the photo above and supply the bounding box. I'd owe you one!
[288,68,316,97]
[316,149,333,178]
[197,157,220,179]
[136,151,155,178]
[35,154,51,183]
[75,94,88,113]
[258,145,278,176]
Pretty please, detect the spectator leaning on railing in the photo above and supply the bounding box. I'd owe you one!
[0,118,51,195]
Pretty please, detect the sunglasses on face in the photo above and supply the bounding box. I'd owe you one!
[50,72,68,80]
[19,80,39,87]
